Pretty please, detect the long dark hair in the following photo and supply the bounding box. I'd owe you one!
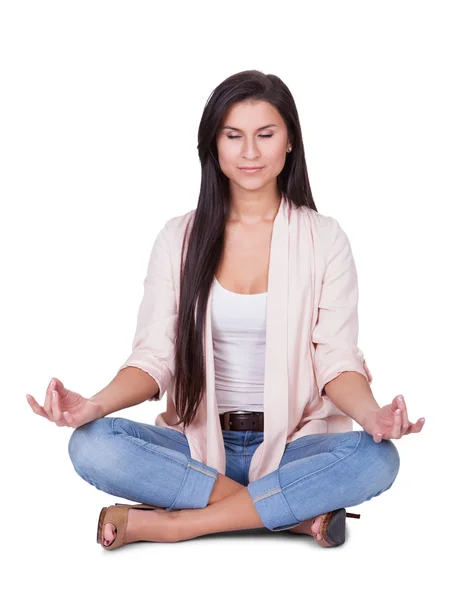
[173,69,318,427]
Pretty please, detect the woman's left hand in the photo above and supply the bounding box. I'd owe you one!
[362,395,425,443]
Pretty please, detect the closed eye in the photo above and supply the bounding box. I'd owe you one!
[227,134,273,139]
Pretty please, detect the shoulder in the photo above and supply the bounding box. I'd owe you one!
[294,206,354,267]
[295,205,343,243]
[162,208,195,234]
[158,208,196,248]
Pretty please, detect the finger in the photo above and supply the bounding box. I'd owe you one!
[53,377,66,395]
[51,390,63,422]
[63,411,73,425]
[392,408,402,438]
[410,418,425,433]
[43,379,55,419]
[397,396,410,432]
[373,432,383,443]
[53,413,69,428]
[26,394,49,418]
[406,418,425,434]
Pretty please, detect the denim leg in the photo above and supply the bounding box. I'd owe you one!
[67,417,219,510]
[247,430,400,531]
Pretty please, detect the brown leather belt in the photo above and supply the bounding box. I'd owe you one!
[219,411,264,432]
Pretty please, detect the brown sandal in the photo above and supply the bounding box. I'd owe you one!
[96,502,166,551]
[315,509,361,548]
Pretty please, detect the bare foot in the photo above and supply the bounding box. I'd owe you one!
[287,514,327,542]
[103,507,173,547]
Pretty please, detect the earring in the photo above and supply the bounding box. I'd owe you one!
[287,146,292,152]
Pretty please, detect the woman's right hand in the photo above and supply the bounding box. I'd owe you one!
[26,377,103,429]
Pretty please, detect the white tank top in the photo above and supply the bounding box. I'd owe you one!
[211,277,267,414]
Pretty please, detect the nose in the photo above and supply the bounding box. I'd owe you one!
[241,139,261,159]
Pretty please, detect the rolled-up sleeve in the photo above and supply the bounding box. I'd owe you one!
[312,217,373,397]
[117,223,177,401]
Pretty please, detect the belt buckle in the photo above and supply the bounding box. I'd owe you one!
[222,411,252,431]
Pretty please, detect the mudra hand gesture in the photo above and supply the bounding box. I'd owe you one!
[26,377,102,429]
[362,395,425,443]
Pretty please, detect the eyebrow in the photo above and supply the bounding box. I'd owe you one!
[221,124,279,132]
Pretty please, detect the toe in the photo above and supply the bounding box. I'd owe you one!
[103,523,116,546]
[311,516,323,541]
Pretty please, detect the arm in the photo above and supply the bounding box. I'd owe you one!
[90,366,159,418]
[89,220,177,419]
[323,371,380,428]
[312,217,376,426]
[114,222,177,403]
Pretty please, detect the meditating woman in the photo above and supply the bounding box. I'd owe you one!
[26,69,425,551]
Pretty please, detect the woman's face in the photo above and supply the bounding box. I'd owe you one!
[215,100,291,193]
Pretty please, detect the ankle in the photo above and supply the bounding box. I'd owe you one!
[208,473,245,505]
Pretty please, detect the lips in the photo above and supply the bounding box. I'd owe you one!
[239,167,264,172]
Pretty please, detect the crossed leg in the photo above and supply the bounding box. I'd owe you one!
[106,473,327,544]
[103,430,400,545]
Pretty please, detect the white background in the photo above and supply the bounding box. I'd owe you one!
[2,1,467,598]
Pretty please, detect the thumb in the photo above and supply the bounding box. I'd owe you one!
[51,377,67,395]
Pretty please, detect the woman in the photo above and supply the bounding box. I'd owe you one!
[26,70,425,551]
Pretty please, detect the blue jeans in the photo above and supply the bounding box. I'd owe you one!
[68,416,400,531]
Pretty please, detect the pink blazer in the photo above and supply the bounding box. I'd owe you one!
[117,193,373,483]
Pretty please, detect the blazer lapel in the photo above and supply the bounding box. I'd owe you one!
[248,194,290,481]
[201,194,291,481]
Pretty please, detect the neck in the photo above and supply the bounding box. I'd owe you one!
[227,187,282,225]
